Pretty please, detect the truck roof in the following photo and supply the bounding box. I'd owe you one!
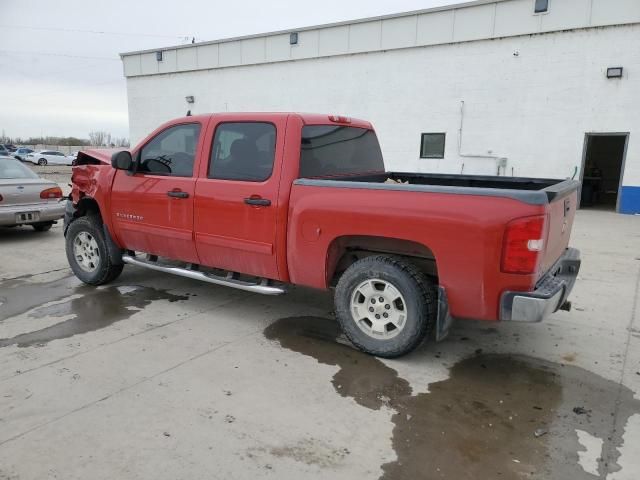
[164,112,373,130]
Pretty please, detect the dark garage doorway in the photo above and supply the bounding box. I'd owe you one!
[580,133,629,211]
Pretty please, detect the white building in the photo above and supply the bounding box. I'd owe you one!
[120,0,640,214]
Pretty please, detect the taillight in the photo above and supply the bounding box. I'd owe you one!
[501,215,548,274]
[40,187,63,199]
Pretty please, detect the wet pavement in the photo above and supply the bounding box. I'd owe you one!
[266,316,640,479]
[0,210,639,480]
[0,278,187,348]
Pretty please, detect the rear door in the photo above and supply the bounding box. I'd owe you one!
[193,116,286,279]
[110,122,204,263]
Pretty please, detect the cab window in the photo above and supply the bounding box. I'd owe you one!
[300,126,384,177]
[138,123,201,177]
[209,122,276,182]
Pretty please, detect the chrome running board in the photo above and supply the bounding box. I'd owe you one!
[121,255,286,296]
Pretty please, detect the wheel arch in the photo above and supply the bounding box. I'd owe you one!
[326,235,439,287]
[75,196,102,220]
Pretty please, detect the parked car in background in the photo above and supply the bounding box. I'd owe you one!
[1,144,17,153]
[67,151,79,162]
[0,158,65,231]
[0,145,9,156]
[11,147,34,161]
[25,150,73,166]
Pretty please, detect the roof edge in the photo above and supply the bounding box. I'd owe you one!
[120,0,504,57]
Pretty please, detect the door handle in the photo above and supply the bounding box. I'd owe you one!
[244,197,271,207]
[167,190,189,199]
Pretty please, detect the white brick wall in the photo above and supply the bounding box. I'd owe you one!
[125,24,639,187]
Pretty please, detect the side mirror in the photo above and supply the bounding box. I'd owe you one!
[111,151,133,170]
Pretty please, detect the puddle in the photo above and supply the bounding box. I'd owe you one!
[0,274,80,321]
[265,316,640,480]
[0,285,187,348]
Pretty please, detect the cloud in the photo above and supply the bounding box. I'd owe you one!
[0,0,462,139]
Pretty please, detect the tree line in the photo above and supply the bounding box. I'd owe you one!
[0,130,129,148]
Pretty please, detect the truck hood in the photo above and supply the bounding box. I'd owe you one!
[76,149,118,165]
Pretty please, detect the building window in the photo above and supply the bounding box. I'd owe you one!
[534,0,549,13]
[420,133,446,159]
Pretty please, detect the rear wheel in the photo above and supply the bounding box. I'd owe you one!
[65,216,123,285]
[32,222,53,232]
[334,255,437,358]
[38,158,47,166]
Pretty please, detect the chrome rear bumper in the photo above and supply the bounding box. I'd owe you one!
[501,248,581,323]
[0,201,65,226]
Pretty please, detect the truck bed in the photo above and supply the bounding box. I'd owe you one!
[295,172,579,206]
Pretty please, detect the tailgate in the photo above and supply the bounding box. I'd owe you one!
[539,185,579,276]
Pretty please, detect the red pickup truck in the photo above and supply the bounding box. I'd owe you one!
[64,113,581,357]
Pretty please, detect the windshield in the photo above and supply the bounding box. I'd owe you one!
[0,160,39,179]
[300,125,385,177]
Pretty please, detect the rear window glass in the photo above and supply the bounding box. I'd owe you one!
[0,160,39,179]
[300,126,384,178]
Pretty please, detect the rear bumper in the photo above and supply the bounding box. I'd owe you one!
[0,201,66,226]
[501,248,581,323]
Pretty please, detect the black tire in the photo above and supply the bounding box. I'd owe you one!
[334,255,437,358]
[38,158,47,166]
[32,222,53,232]
[65,216,124,285]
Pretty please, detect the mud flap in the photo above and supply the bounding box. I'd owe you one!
[436,286,454,342]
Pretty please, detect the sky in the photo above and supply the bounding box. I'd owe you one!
[0,0,465,141]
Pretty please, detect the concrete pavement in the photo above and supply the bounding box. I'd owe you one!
[0,209,638,480]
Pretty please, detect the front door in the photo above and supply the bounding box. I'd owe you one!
[194,119,283,279]
[111,122,203,263]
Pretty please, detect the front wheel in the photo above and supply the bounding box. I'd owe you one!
[38,158,47,166]
[334,255,437,358]
[65,216,123,285]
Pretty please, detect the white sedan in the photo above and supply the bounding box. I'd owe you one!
[25,150,73,166]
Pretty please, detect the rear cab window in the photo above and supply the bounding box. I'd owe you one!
[300,125,384,178]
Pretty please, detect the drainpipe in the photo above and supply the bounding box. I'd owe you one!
[458,100,508,175]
